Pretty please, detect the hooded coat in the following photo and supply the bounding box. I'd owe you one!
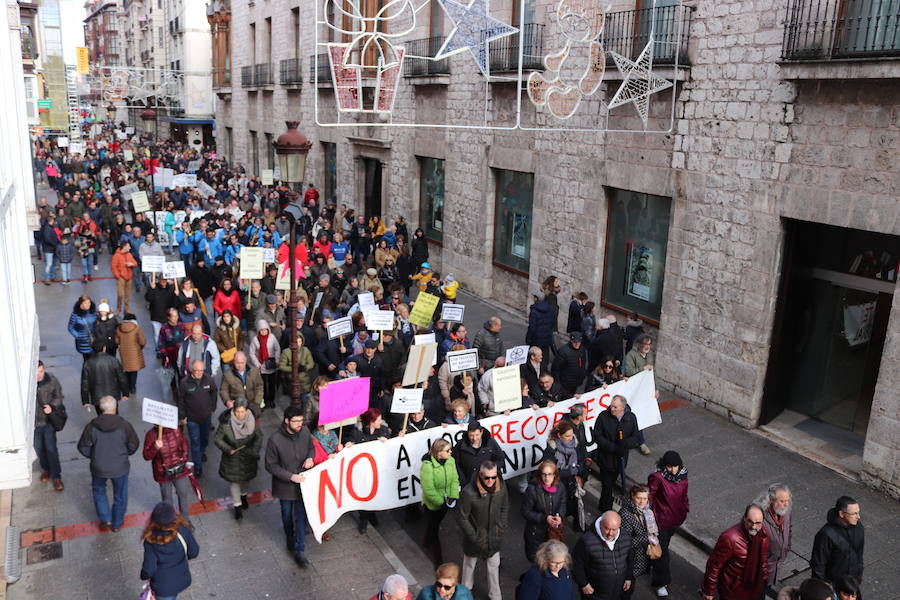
[526,300,555,349]
[92,314,120,354]
[140,524,200,597]
[116,319,147,372]
[647,468,690,531]
[68,304,97,354]
[77,413,140,478]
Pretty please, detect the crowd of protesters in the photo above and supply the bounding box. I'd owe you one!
[33,123,866,600]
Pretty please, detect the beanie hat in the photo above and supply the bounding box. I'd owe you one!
[150,501,177,526]
[662,450,683,468]
[97,302,111,313]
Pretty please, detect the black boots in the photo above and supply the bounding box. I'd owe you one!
[234,506,243,520]
[240,495,249,510]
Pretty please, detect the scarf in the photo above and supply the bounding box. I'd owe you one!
[768,505,785,530]
[554,438,579,473]
[230,409,256,440]
[541,483,558,494]
[257,331,270,363]
[661,465,688,483]
[742,528,766,588]
[640,505,659,539]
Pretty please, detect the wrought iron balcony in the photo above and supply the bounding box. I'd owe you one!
[241,65,254,87]
[280,58,303,85]
[488,23,545,72]
[308,53,332,84]
[601,5,693,67]
[254,62,273,85]
[782,0,900,60]
[403,36,451,76]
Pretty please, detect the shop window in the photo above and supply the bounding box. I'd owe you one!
[601,188,672,322]
[419,157,445,243]
[493,169,534,274]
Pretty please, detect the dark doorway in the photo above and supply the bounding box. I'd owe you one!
[362,157,382,219]
[762,220,898,436]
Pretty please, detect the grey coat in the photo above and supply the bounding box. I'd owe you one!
[472,323,505,368]
[763,507,793,585]
[264,423,315,500]
[77,414,140,478]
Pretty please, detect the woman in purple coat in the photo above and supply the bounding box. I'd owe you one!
[647,450,689,598]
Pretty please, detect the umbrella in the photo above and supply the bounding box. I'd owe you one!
[187,469,204,503]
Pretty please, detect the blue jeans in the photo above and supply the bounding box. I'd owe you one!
[280,498,307,556]
[186,418,211,473]
[34,424,61,479]
[81,255,91,276]
[91,473,129,528]
[156,596,177,600]
[43,252,55,280]
[60,262,71,281]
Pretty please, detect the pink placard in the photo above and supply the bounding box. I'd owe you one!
[318,377,371,425]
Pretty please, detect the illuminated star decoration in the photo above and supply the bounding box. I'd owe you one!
[607,38,673,126]
[434,0,518,77]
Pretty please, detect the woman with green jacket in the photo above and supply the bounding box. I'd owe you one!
[278,332,315,395]
[420,439,460,566]
[214,398,263,520]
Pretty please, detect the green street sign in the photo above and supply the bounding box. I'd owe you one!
[37,98,53,108]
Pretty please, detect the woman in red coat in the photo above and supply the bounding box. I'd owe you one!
[142,425,193,524]
[647,450,690,598]
[213,277,242,319]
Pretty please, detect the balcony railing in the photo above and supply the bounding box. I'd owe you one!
[280,57,303,84]
[241,65,254,87]
[601,5,693,66]
[782,0,900,60]
[488,23,544,72]
[308,53,332,84]
[254,62,273,85]
[403,36,451,76]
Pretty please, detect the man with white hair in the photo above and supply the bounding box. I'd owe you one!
[760,483,793,593]
[368,574,412,600]
[573,511,634,599]
[77,395,140,531]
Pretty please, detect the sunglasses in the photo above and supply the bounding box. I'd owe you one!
[603,364,614,369]
[481,475,498,481]
[435,583,455,591]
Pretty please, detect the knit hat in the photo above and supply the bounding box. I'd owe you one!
[661,450,683,468]
[366,268,377,277]
[97,302,111,313]
[150,501,177,526]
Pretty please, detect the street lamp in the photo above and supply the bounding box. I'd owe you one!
[274,120,312,406]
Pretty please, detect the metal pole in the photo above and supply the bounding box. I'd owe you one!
[288,206,300,406]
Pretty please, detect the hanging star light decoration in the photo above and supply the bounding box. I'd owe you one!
[434,0,519,77]
[607,38,673,126]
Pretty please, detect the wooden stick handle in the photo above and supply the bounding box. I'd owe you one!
[157,424,163,440]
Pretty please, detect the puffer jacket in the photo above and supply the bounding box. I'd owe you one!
[77,413,140,478]
[702,522,770,600]
[215,415,263,483]
[140,525,199,598]
[420,454,460,511]
[56,240,75,263]
[457,476,508,559]
[142,426,190,483]
[92,315,120,355]
[68,306,97,354]
[80,353,128,406]
[526,300,555,348]
[472,322,505,368]
[116,319,146,372]
[810,507,864,584]
[551,342,588,392]
[521,481,567,561]
[572,525,635,599]
[648,468,690,531]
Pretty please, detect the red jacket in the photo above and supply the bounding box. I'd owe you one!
[142,426,190,483]
[702,523,769,600]
[111,248,136,280]
[213,288,243,319]
[648,470,690,531]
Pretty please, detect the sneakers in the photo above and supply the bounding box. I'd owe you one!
[639,443,652,455]
[53,479,64,491]
[656,586,669,597]
[93,264,99,271]
[62,280,70,285]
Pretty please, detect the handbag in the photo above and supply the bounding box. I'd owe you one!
[46,404,68,432]
[264,357,278,371]
[647,542,662,560]
[220,346,237,364]
[138,581,156,600]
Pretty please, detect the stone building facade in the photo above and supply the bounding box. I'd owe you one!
[213,0,900,496]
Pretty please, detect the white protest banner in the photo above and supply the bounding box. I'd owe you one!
[414,333,437,366]
[364,310,394,332]
[123,149,134,161]
[188,159,202,171]
[131,191,151,213]
[57,136,69,147]
[505,345,529,367]
[119,182,140,198]
[141,398,179,430]
[240,247,265,280]
[402,343,437,386]
[301,372,659,541]
[327,316,354,340]
[172,173,197,188]
[390,389,424,414]
[116,131,127,140]
[125,126,135,134]
[197,180,216,199]
[357,292,375,311]
[261,169,274,186]
[262,248,276,264]
[441,303,465,322]
[446,348,479,373]
[69,141,84,155]
[163,261,186,279]
[159,168,175,189]
[492,364,524,412]
[142,255,165,273]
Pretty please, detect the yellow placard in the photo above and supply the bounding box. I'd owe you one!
[409,292,440,328]
[76,47,89,74]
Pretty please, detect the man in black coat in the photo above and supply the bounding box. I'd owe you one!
[810,496,865,586]
[81,341,129,408]
[573,511,634,600]
[346,339,385,397]
[265,405,315,568]
[588,318,625,372]
[176,360,217,477]
[552,332,588,397]
[593,396,640,512]
[452,421,507,487]
[145,277,177,348]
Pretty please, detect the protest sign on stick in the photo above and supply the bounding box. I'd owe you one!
[409,293,440,328]
[240,247,265,280]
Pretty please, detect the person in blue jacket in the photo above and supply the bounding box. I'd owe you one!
[518,540,577,600]
[140,502,199,600]
[416,563,474,600]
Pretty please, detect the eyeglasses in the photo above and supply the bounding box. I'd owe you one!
[549,560,567,567]
[603,364,614,369]
[435,583,455,591]
[540,472,555,478]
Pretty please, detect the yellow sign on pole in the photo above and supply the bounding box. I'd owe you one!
[409,292,440,328]
[76,47,89,75]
